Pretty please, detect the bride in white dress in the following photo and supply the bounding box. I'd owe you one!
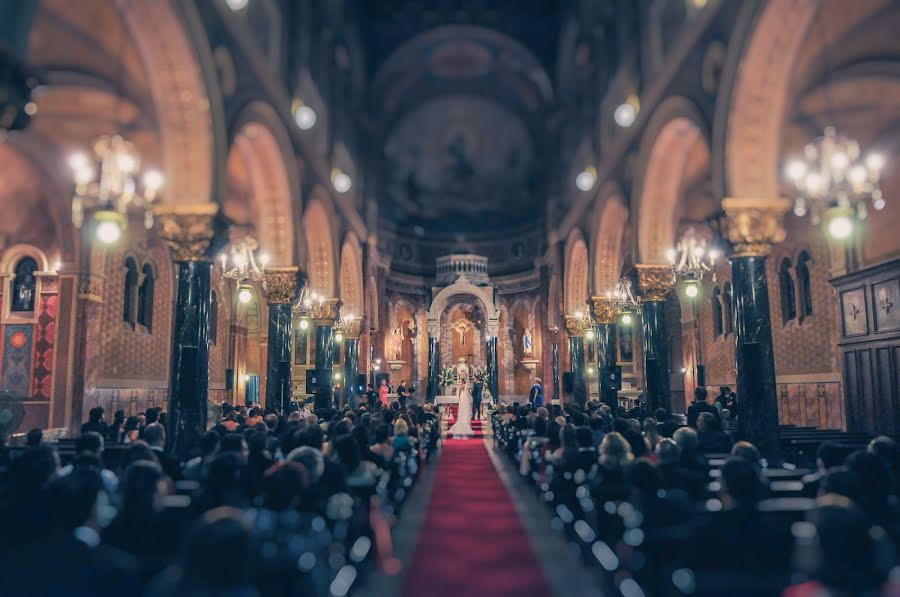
[447,382,474,438]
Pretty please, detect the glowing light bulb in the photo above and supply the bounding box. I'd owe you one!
[241,374,250,382]
[259,253,270,267]
[684,282,699,298]
[586,329,595,340]
[827,214,854,240]
[575,167,596,191]
[68,152,89,173]
[238,287,253,303]
[334,332,344,343]
[665,248,677,264]
[293,105,316,130]
[96,220,122,245]
[299,319,309,330]
[143,169,164,193]
[226,0,248,10]
[830,151,849,171]
[848,165,868,186]
[614,102,637,127]
[866,153,886,172]
[621,313,633,325]
[785,159,806,181]
[332,169,352,193]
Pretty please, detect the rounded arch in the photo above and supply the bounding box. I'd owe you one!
[0,244,50,273]
[591,184,629,294]
[338,232,364,318]
[635,98,710,264]
[427,282,499,338]
[303,194,337,298]
[563,229,590,316]
[226,102,298,265]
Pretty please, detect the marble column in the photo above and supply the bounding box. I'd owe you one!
[426,335,440,403]
[341,318,362,408]
[723,197,791,460]
[565,316,590,405]
[156,204,218,458]
[592,296,619,410]
[637,265,674,413]
[262,267,297,414]
[486,335,499,403]
[550,327,560,403]
[312,299,341,411]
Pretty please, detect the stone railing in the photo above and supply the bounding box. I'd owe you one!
[435,254,489,285]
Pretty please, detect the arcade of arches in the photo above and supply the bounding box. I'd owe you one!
[0,0,897,446]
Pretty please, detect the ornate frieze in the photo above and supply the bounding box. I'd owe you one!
[154,203,218,262]
[261,267,298,305]
[591,295,618,324]
[637,264,675,302]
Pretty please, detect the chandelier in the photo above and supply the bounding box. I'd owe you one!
[607,277,640,325]
[292,281,322,331]
[666,227,720,298]
[784,126,886,240]
[333,308,360,343]
[69,134,164,245]
[220,237,269,303]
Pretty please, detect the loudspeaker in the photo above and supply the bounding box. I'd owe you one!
[696,364,707,388]
[601,365,622,391]
[357,374,367,394]
[562,372,574,393]
[305,369,319,394]
[225,368,234,391]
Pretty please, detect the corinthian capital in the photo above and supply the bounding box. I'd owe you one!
[564,314,592,337]
[155,203,218,262]
[261,267,298,305]
[591,295,618,324]
[311,298,342,325]
[722,197,791,257]
[637,264,674,302]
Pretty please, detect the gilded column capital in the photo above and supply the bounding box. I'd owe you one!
[77,275,104,302]
[261,267,298,305]
[335,317,362,339]
[591,295,618,324]
[155,203,218,262]
[564,315,592,337]
[722,197,791,257]
[311,298,343,325]
[637,264,675,302]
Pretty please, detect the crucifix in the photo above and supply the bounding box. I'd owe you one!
[878,290,894,317]
[451,318,474,346]
[849,303,861,320]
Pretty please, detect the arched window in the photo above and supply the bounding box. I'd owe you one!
[123,258,139,326]
[137,263,155,331]
[779,258,797,324]
[711,286,723,338]
[209,290,219,345]
[722,282,734,336]
[796,251,813,320]
[11,257,38,312]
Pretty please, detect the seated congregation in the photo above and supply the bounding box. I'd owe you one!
[0,401,439,596]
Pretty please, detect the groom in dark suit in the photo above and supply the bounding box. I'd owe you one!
[472,378,484,420]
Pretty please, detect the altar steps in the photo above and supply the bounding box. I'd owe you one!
[441,404,488,438]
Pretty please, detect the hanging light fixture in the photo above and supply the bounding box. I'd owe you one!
[69,135,164,245]
[575,166,597,192]
[221,236,267,303]
[666,227,719,299]
[292,276,319,329]
[784,126,886,240]
[331,168,352,193]
[608,277,640,325]
[291,98,316,130]
[614,94,640,128]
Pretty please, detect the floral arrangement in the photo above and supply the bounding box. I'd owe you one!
[470,366,487,382]
[439,367,459,387]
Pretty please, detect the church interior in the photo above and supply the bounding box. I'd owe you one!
[1,0,900,595]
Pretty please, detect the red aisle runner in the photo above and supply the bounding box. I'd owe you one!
[401,439,553,597]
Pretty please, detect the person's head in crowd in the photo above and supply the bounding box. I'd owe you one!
[719,457,764,509]
[589,414,604,432]
[76,431,105,458]
[137,413,147,427]
[112,409,125,424]
[560,424,577,450]
[120,460,167,515]
[536,407,549,420]
[697,412,718,434]
[867,436,897,470]
[25,428,43,447]
[845,450,893,519]
[719,386,730,396]
[123,416,140,433]
[820,466,863,502]
[654,408,668,422]
[333,435,363,473]
[798,494,889,595]
[119,441,158,471]
[218,433,249,464]
[546,420,562,449]
[611,418,629,435]
[198,430,220,458]
[204,453,245,496]
[571,411,586,427]
[45,466,103,532]
[145,408,159,425]
[88,406,105,424]
[143,423,166,450]
[262,461,310,510]
[10,444,59,496]
[730,441,760,465]
[673,427,699,454]
[374,423,391,445]
[655,438,681,466]
[575,426,594,450]
[816,442,844,474]
[286,446,325,484]
[627,458,662,496]
[394,418,409,437]
[599,432,633,468]
[694,386,708,404]
[167,507,256,592]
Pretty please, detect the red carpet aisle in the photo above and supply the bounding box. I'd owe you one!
[401,440,553,597]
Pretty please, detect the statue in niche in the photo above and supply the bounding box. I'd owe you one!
[523,328,533,355]
[390,326,404,360]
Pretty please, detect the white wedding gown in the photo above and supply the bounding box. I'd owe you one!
[447,384,474,437]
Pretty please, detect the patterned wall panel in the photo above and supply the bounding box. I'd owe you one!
[32,295,57,400]
[2,324,33,396]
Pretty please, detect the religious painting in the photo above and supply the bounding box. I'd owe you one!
[293,327,308,365]
[840,287,869,337]
[872,278,900,333]
[618,323,634,362]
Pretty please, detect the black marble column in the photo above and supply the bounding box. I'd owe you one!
[641,301,671,412]
[486,336,499,403]
[731,255,781,459]
[168,260,212,458]
[343,337,360,408]
[596,323,618,409]
[426,336,440,403]
[551,339,560,403]
[568,334,587,405]
[313,322,335,410]
[265,303,292,414]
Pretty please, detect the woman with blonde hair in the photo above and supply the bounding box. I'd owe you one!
[393,418,415,452]
[592,431,634,501]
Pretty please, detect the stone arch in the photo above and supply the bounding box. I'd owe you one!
[564,229,590,316]
[303,195,337,298]
[635,98,710,264]
[427,282,499,338]
[338,232,364,318]
[591,183,629,295]
[226,102,297,266]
